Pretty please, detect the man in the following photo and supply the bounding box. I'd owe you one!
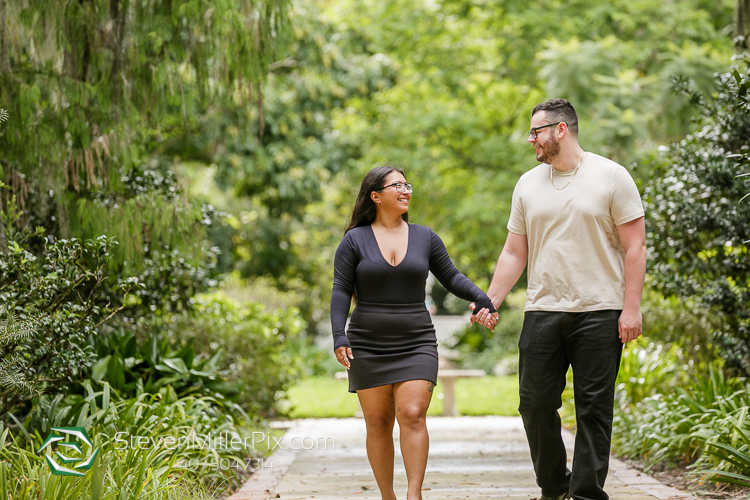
[474,99,646,500]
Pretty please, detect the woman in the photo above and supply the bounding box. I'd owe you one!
[330,166,497,500]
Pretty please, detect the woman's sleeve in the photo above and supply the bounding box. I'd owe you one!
[428,230,496,313]
[330,233,356,350]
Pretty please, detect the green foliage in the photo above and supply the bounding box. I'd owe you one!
[0,216,141,416]
[0,3,294,391]
[64,161,224,316]
[166,484,218,500]
[613,365,749,473]
[615,338,687,407]
[196,2,400,327]
[702,428,750,487]
[606,334,750,484]
[0,312,48,396]
[88,329,239,404]
[214,5,397,217]
[0,0,291,271]
[74,188,198,269]
[640,288,720,363]
[282,334,342,377]
[452,290,525,374]
[3,383,265,497]
[534,4,732,169]
[224,0,735,330]
[150,292,308,417]
[328,0,733,265]
[646,66,750,376]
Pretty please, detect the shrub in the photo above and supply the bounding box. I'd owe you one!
[613,364,749,473]
[3,382,266,498]
[702,429,750,487]
[452,290,525,374]
[0,211,141,416]
[640,287,721,364]
[615,336,691,408]
[645,68,750,376]
[144,292,308,417]
[86,328,240,403]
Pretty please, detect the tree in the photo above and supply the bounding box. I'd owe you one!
[303,0,735,314]
[184,2,399,325]
[738,0,750,52]
[646,67,750,376]
[0,0,291,282]
[0,1,294,414]
[0,214,142,414]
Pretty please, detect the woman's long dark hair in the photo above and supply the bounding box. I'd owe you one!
[345,166,409,234]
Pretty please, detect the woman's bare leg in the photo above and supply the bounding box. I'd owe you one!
[393,379,434,500]
[358,385,397,500]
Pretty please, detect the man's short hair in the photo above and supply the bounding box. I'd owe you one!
[532,99,578,136]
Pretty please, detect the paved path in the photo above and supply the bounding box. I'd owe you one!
[230,417,695,500]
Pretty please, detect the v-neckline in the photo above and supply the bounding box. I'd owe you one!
[369,223,410,268]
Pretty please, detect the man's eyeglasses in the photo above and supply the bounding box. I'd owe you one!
[528,122,561,139]
[376,182,413,193]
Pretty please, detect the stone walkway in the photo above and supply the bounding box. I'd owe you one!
[230,417,695,500]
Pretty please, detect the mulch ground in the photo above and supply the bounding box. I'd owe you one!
[621,460,750,500]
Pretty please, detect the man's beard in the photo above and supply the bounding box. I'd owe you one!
[539,135,561,164]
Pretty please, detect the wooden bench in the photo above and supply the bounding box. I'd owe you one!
[335,369,486,417]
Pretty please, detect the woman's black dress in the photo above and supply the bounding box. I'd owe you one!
[330,223,495,393]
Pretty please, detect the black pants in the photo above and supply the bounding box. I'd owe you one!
[518,310,623,500]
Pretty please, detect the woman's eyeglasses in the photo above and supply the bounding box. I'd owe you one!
[376,182,413,193]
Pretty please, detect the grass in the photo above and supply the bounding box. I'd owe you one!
[284,375,520,418]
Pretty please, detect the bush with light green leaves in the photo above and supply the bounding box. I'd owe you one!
[2,382,274,499]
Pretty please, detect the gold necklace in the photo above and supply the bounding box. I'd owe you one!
[550,152,585,190]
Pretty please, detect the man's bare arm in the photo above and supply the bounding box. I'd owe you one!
[487,231,528,307]
[472,231,528,326]
[616,216,646,343]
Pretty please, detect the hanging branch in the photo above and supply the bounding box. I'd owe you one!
[257,81,264,137]
[64,134,112,192]
[0,0,9,74]
[256,16,265,137]
[110,0,129,108]
[737,0,750,52]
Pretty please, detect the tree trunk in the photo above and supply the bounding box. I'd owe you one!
[0,0,9,74]
[737,0,750,52]
[110,0,128,107]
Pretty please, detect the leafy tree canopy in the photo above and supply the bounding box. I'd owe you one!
[261,0,735,319]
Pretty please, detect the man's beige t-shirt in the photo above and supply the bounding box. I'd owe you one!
[507,153,644,312]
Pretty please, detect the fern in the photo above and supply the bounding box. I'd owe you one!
[0,312,46,346]
[0,358,39,396]
[0,312,47,397]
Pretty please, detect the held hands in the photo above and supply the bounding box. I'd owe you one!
[469,303,499,331]
[335,346,354,369]
[618,308,642,343]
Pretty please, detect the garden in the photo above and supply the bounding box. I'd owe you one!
[0,0,749,498]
